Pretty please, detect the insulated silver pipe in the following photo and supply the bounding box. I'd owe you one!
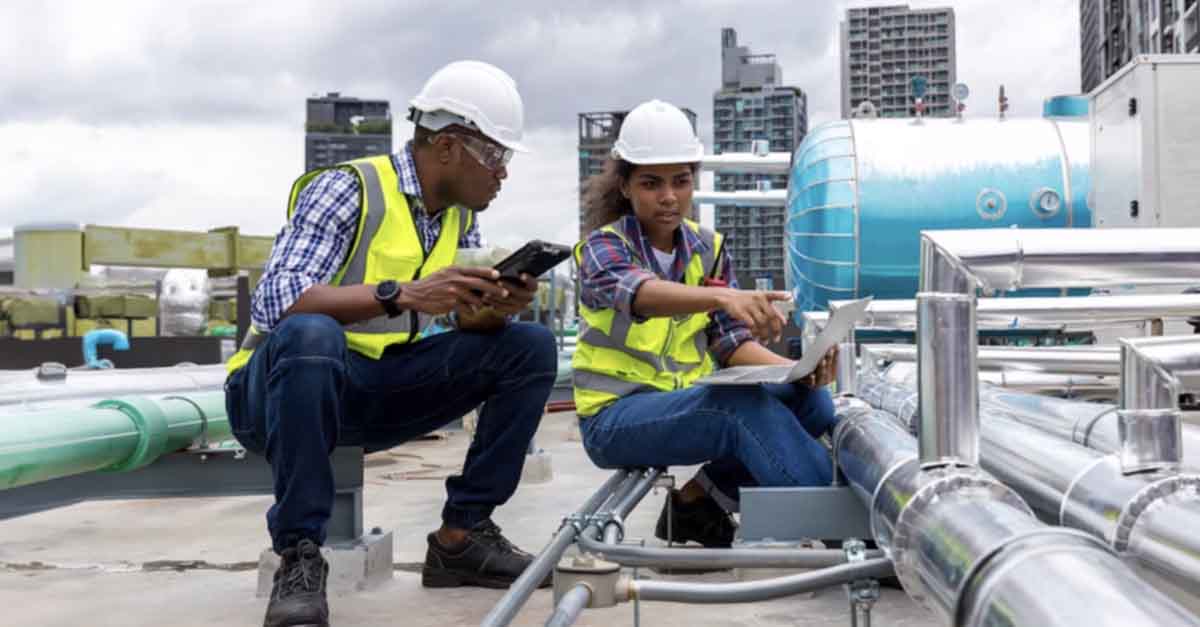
[919,227,1200,294]
[699,152,791,175]
[826,293,1200,332]
[480,470,631,627]
[832,398,1198,625]
[836,341,857,396]
[544,584,590,627]
[916,293,978,467]
[864,343,1121,376]
[978,411,1200,609]
[619,558,894,604]
[1120,335,1200,410]
[691,190,787,207]
[861,371,1200,469]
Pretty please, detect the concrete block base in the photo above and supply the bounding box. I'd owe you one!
[732,539,824,599]
[521,449,554,484]
[256,529,394,597]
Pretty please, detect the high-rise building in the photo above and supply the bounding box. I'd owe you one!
[1081,0,1200,94]
[840,5,957,119]
[304,92,392,171]
[712,28,807,290]
[577,109,698,239]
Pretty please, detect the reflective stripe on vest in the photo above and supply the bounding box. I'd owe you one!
[227,155,472,372]
[571,219,724,416]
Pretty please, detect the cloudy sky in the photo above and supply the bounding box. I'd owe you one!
[0,0,1080,250]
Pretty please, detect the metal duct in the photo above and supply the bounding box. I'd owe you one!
[827,293,1200,331]
[919,227,1200,294]
[699,152,791,175]
[691,190,787,207]
[832,398,1198,625]
[978,411,1200,610]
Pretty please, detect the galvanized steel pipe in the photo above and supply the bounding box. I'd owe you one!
[544,584,590,627]
[480,470,631,627]
[618,558,894,604]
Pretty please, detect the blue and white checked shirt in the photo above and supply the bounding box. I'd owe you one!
[251,142,481,331]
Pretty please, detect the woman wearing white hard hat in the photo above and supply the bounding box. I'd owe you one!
[572,99,839,547]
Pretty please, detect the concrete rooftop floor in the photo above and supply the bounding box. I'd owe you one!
[0,410,934,627]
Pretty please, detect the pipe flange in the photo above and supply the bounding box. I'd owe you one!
[95,396,170,473]
[889,467,1032,605]
[954,527,1109,627]
[1113,473,1200,553]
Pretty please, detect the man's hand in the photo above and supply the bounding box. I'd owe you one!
[798,347,838,388]
[714,289,790,343]
[483,274,538,316]
[397,266,510,315]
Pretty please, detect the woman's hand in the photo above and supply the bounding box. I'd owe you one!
[798,347,838,388]
[714,288,791,343]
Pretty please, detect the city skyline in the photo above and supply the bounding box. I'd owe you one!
[0,1,1084,253]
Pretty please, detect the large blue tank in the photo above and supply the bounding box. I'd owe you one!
[786,114,1092,313]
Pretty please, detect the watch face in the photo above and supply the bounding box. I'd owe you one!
[376,280,399,300]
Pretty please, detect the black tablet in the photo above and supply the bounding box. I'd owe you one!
[493,240,573,283]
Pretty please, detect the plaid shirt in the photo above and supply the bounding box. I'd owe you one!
[577,215,753,366]
[251,142,481,331]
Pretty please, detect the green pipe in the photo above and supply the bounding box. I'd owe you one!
[0,391,230,490]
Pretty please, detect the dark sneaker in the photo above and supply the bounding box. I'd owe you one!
[422,520,549,589]
[654,489,737,548]
[264,539,329,627]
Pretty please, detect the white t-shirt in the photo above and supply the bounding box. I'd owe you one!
[652,248,675,276]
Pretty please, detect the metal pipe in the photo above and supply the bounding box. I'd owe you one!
[916,292,978,467]
[480,470,631,627]
[862,372,1200,469]
[691,190,787,207]
[1120,335,1200,410]
[832,398,1198,625]
[544,584,590,627]
[919,227,1200,294]
[827,293,1200,331]
[836,341,857,396]
[576,535,883,569]
[0,364,228,409]
[864,343,1121,375]
[0,392,231,489]
[977,411,1200,608]
[699,152,791,175]
[868,357,1115,395]
[619,558,894,604]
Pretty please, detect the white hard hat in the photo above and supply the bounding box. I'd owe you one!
[611,99,703,165]
[409,60,529,152]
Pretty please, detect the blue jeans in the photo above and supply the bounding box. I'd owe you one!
[579,383,837,510]
[224,313,557,553]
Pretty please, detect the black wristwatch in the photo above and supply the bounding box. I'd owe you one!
[374,280,404,318]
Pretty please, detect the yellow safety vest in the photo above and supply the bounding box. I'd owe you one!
[572,219,724,417]
[227,154,473,373]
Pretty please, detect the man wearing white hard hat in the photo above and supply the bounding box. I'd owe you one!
[224,61,555,627]
[574,99,839,549]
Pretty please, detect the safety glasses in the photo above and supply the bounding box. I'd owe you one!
[432,133,513,172]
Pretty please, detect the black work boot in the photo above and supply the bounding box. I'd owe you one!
[264,539,329,627]
[654,488,738,548]
[422,520,550,589]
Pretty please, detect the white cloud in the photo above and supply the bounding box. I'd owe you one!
[0,0,1081,252]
